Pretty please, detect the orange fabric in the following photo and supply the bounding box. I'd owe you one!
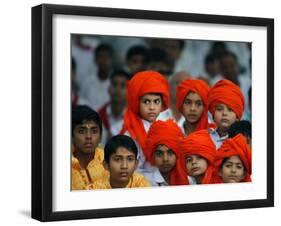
[208,79,245,119]
[215,134,252,182]
[145,119,188,185]
[120,70,170,155]
[179,130,217,184]
[176,79,210,131]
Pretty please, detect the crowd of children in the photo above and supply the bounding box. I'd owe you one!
[71,35,252,190]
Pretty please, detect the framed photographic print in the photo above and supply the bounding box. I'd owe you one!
[32,3,274,222]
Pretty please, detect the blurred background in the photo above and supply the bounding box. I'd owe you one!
[71,34,252,145]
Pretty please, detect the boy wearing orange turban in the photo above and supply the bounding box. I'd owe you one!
[176,79,211,136]
[215,134,252,183]
[207,79,245,149]
[120,71,170,172]
[179,130,217,184]
[144,120,187,186]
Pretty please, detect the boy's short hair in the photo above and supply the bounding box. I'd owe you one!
[104,135,138,164]
[72,105,103,136]
[228,120,252,138]
[109,69,132,81]
[126,45,149,63]
[94,43,113,57]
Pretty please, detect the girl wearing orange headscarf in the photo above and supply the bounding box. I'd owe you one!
[207,79,245,149]
[179,130,217,184]
[215,134,252,183]
[176,79,212,136]
[144,119,188,186]
[120,70,170,172]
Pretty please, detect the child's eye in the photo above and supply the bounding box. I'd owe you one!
[186,157,192,163]
[184,99,192,105]
[196,101,203,107]
[91,128,98,134]
[167,150,175,156]
[128,157,136,162]
[144,100,150,104]
[78,129,85,134]
[155,150,163,157]
[154,99,161,104]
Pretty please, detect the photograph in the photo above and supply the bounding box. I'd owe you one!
[31,3,274,221]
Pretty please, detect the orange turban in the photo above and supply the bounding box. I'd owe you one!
[208,79,245,119]
[120,71,170,154]
[145,119,188,185]
[176,79,210,131]
[179,130,217,184]
[215,134,252,182]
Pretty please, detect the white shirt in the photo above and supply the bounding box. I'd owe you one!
[100,104,125,145]
[142,167,169,187]
[157,108,185,128]
[188,176,198,185]
[79,72,110,111]
[208,127,228,150]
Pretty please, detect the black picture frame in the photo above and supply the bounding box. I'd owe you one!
[32,3,274,222]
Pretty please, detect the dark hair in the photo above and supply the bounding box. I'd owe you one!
[94,43,113,57]
[228,120,252,138]
[104,135,138,164]
[72,105,103,136]
[204,53,219,65]
[126,45,149,63]
[109,69,132,81]
[219,51,238,63]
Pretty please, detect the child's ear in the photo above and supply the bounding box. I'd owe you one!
[103,160,109,171]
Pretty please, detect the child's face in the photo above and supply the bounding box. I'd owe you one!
[104,147,138,187]
[219,155,246,183]
[139,94,163,122]
[72,120,101,154]
[214,104,237,131]
[127,54,146,74]
[154,144,176,174]
[109,75,127,104]
[186,154,208,177]
[182,91,204,124]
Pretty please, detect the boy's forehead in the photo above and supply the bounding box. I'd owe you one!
[112,146,135,156]
[77,120,98,128]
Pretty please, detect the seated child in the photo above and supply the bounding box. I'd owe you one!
[215,134,252,183]
[120,70,170,172]
[144,119,187,186]
[228,120,252,148]
[207,79,245,149]
[71,105,108,190]
[179,130,217,185]
[176,79,211,136]
[87,135,150,189]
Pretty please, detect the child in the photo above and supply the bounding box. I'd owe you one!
[71,105,108,190]
[98,69,132,144]
[179,130,217,185]
[144,120,187,186]
[207,79,245,149]
[176,79,211,136]
[228,120,252,148]
[120,70,170,172]
[215,134,252,183]
[87,135,150,189]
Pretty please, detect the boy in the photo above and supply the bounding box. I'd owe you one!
[120,70,170,172]
[179,130,217,185]
[71,105,108,190]
[98,69,132,144]
[87,135,150,189]
[176,79,211,136]
[207,79,245,149]
[144,120,187,186]
[215,134,252,183]
[125,45,149,74]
